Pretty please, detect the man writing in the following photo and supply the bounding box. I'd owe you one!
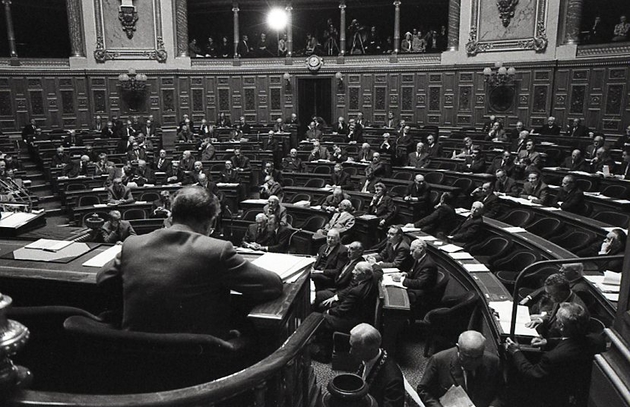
[97,186,283,338]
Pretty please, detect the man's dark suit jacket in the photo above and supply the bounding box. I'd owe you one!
[511,337,600,407]
[560,157,588,171]
[282,157,305,172]
[536,124,561,135]
[408,152,431,168]
[494,176,519,196]
[324,274,380,333]
[414,204,458,237]
[368,195,397,225]
[96,225,282,339]
[376,239,413,271]
[51,154,71,168]
[406,182,432,217]
[520,181,550,205]
[107,184,134,204]
[63,159,89,177]
[313,243,349,277]
[261,225,292,253]
[418,347,503,407]
[361,351,404,407]
[133,167,156,186]
[425,143,443,158]
[332,122,348,135]
[403,254,438,304]
[450,215,483,244]
[154,158,172,173]
[230,155,250,170]
[331,171,353,190]
[568,125,590,138]
[242,224,267,245]
[126,149,147,164]
[554,187,585,214]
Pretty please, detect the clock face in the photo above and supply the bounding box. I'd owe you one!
[306,55,323,72]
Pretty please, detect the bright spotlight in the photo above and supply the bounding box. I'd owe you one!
[267,8,288,31]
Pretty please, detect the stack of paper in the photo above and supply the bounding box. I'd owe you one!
[449,251,474,260]
[381,274,406,288]
[439,244,463,253]
[503,226,527,233]
[489,300,538,336]
[25,239,73,252]
[251,253,314,282]
[83,245,122,268]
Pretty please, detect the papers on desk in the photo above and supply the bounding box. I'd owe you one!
[455,207,471,216]
[547,184,560,189]
[358,214,378,220]
[25,239,73,252]
[438,244,463,253]
[401,226,422,233]
[93,203,108,208]
[503,226,527,233]
[439,385,474,407]
[134,201,148,204]
[318,187,334,191]
[0,212,37,227]
[242,199,268,204]
[543,167,560,171]
[292,200,311,207]
[603,270,622,286]
[463,263,489,272]
[417,235,438,241]
[82,245,122,268]
[569,171,593,176]
[216,183,239,187]
[92,187,106,191]
[251,253,314,282]
[310,205,322,210]
[449,251,474,260]
[489,300,538,337]
[540,206,561,211]
[613,199,630,204]
[382,267,401,274]
[381,274,406,288]
[236,247,266,255]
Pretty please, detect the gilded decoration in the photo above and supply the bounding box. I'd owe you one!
[466,0,548,55]
[497,0,519,27]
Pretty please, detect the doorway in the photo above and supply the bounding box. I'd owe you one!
[297,77,333,135]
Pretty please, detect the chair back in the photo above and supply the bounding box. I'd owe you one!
[390,185,408,198]
[66,182,87,191]
[77,195,101,207]
[289,193,312,204]
[313,165,331,174]
[122,208,147,220]
[575,178,593,192]
[424,171,445,185]
[141,192,160,202]
[499,209,533,227]
[493,250,538,272]
[300,215,328,232]
[550,230,595,253]
[601,184,629,200]
[392,172,413,181]
[304,178,326,188]
[451,178,474,195]
[343,166,358,176]
[525,217,563,238]
[593,210,630,228]
[282,178,294,186]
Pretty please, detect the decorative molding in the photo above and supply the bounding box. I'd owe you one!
[577,43,630,58]
[175,0,188,57]
[66,0,86,57]
[466,0,548,56]
[93,0,167,63]
[496,0,519,27]
[118,5,139,39]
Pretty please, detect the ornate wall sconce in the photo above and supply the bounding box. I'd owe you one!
[283,72,291,92]
[118,68,148,92]
[119,1,139,39]
[497,0,519,27]
[335,72,344,92]
[483,62,516,86]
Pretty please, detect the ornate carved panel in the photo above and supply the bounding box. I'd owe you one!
[402,87,413,110]
[602,120,619,131]
[16,99,27,111]
[232,94,241,107]
[428,115,440,123]
[609,69,626,80]
[191,77,203,86]
[458,115,472,124]
[218,77,229,85]
[533,86,547,112]
[375,76,387,84]
[29,91,44,115]
[363,94,372,107]
[572,71,588,81]
[218,89,230,111]
[337,94,346,105]
[259,94,267,105]
[590,95,601,107]
[375,88,386,110]
[349,75,361,84]
[94,90,107,112]
[606,85,623,115]
[570,86,585,114]
[162,90,175,112]
[0,79,8,88]
[429,87,441,111]
[460,73,474,82]
[270,77,281,85]
[390,94,398,106]
[374,114,385,123]
[349,88,359,110]
[285,94,293,104]
[429,74,442,82]
[444,94,454,106]
[59,78,73,88]
[63,118,76,127]
[534,71,550,81]
[0,92,12,116]
[92,78,106,86]
[270,88,281,110]
[556,95,566,107]
[417,95,426,106]
[61,91,74,114]
[244,77,256,85]
[192,89,204,112]
[519,95,529,105]
[28,79,41,88]
[459,86,472,111]
[244,89,256,111]
[161,78,174,86]
[402,75,414,83]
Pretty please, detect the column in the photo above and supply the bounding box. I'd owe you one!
[286,5,293,57]
[66,0,86,57]
[175,0,188,57]
[2,0,17,58]
[393,1,401,54]
[233,3,240,58]
[565,0,584,44]
[447,0,460,51]
[339,1,346,56]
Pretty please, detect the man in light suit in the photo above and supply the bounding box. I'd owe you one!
[97,186,283,338]
[418,330,503,407]
[242,213,269,248]
[311,229,349,290]
[408,142,430,168]
[316,241,365,310]
[315,199,356,239]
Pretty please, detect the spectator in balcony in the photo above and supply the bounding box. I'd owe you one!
[100,210,137,244]
[188,38,203,57]
[309,140,331,161]
[204,36,217,57]
[535,116,561,135]
[219,36,232,58]
[567,118,590,138]
[554,175,585,214]
[283,148,305,172]
[237,34,252,58]
[256,33,274,57]
[51,146,71,168]
[408,142,430,169]
[612,15,630,42]
[585,16,605,44]
[401,32,413,53]
[277,33,288,57]
[411,31,427,53]
[365,26,382,55]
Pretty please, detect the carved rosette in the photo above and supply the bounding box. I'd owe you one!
[94,36,117,63]
[145,37,168,62]
[497,0,519,27]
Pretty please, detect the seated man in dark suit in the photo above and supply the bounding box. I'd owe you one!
[406,192,458,239]
[535,116,561,135]
[259,175,284,201]
[567,118,590,138]
[260,162,282,186]
[494,169,519,196]
[166,160,185,184]
[311,229,349,290]
[367,226,413,272]
[321,187,351,212]
[150,190,172,219]
[590,147,616,174]
[330,163,354,190]
[282,148,305,172]
[153,149,172,173]
[316,241,365,310]
[242,213,269,248]
[448,201,484,247]
[618,148,630,179]
[308,140,331,161]
[349,323,404,407]
[553,175,584,214]
[418,330,503,407]
[378,133,396,156]
[259,214,292,253]
[487,150,516,177]
[519,171,549,205]
[100,210,137,244]
[126,142,147,165]
[471,181,502,218]
[404,174,432,219]
[107,178,135,204]
[63,155,91,178]
[560,149,588,171]
[390,239,437,305]
[359,169,380,194]
[425,134,443,158]
[51,146,71,168]
[131,160,156,186]
[408,142,431,169]
[96,186,282,338]
[506,303,604,407]
[367,182,397,229]
[576,228,626,272]
[230,148,251,172]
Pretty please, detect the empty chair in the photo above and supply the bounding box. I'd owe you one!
[600,184,629,200]
[497,209,533,227]
[429,190,441,207]
[525,217,563,239]
[300,215,328,232]
[141,192,160,202]
[242,210,259,221]
[210,164,224,172]
[289,193,312,204]
[437,161,459,170]
[416,291,479,356]
[593,210,630,228]
[390,185,408,198]
[66,182,87,191]
[350,197,365,212]
[468,236,512,266]
[543,148,563,167]
[550,230,596,253]
[282,178,294,186]
[285,213,294,227]
[392,172,413,181]
[77,195,101,207]
[423,171,445,185]
[122,208,146,220]
[343,166,358,176]
[575,178,593,192]
[492,250,539,290]
[451,178,474,195]
[304,178,326,188]
[313,166,331,174]
[579,201,593,217]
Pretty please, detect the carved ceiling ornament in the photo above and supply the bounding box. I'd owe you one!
[466,0,548,56]
[119,1,139,39]
[497,0,518,27]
